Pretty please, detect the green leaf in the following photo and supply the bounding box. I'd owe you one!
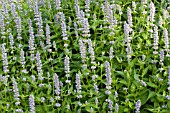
[102,102,107,110]
[124,108,129,112]
[167,101,170,109]
[96,57,103,61]
[140,91,149,105]
[85,105,91,112]
[116,56,122,63]
[116,71,124,76]
[147,91,156,100]
[133,69,139,80]
[11,66,16,73]
[142,67,149,77]
[119,79,127,85]
[147,82,158,88]
[128,101,133,109]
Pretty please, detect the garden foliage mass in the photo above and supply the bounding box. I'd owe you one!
[0,0,170,113]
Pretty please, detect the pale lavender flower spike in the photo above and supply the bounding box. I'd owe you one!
[153,25,159,54]
[76,73,82,98]
[1,44,9,73]
[105,61,112,87]
[55,0,61,10]
[46,23,51,48]
[115,103,119,112]
[105,61,112,95]
[150,1,155,22]
[54,73,60,95]
[159,50,164,64]
[12,77,20,102]
[36,51,43,80]
[127,7,133,27]
[29,94,35,113]
[20,49,26,68]
[164,28,169,53]
[167,68,170,91]
[9,33,14,49]
[79,39,87,63]
[135,100,141,113]
[28,19,35,54]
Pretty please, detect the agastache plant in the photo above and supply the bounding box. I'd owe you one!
[85,0,90,16]
[74,0,81,22]
[117,5,122,15]
[105,61,112,95]
[158,16,163,27]
[132,1,136,12]
[2,2,9,18]
[149,1,155,23]
[29,94,35,113]
[127,7,133,27]
[109,46,114,60]
[28,18,35,61]
[163,9,169,19]
[87,39,95,64]
[82,18,91,37]
[164,28,169,56]
[124,22,132,60]
[36,51,43,80]
[34,0,39,18]
[9,33,14,49]
[105,99,113,112]
[101,2,108,27]
[27,0,33,11]
[37,12,44,37]
[17,0,23,12]
[60,12,68,41]
[76,73,82,99]
[79,39,87,70]
[45,23,51,49]
[55,0,61,10]
[141,0,147,5]
[1,43,9,73]
[1,0,170,112]
[153,25,159,54]
[12,77,21,106]
[0,13,5,38]
[54,73,61,98]
[167,68,170,96]
[135,100,141,113]
[0,75,8,86]
[107,5,117,35]
[115,103,119,112]
[48,1,52,9]
[74,22,79,38]
[33,0,44,37]
[10,2,17,18]
[64,55,71,84]
[20,49,26,68]
[159,50,164,65]
[54,73,62,107]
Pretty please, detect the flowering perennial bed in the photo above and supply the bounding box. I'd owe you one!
[0,0,170,113]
